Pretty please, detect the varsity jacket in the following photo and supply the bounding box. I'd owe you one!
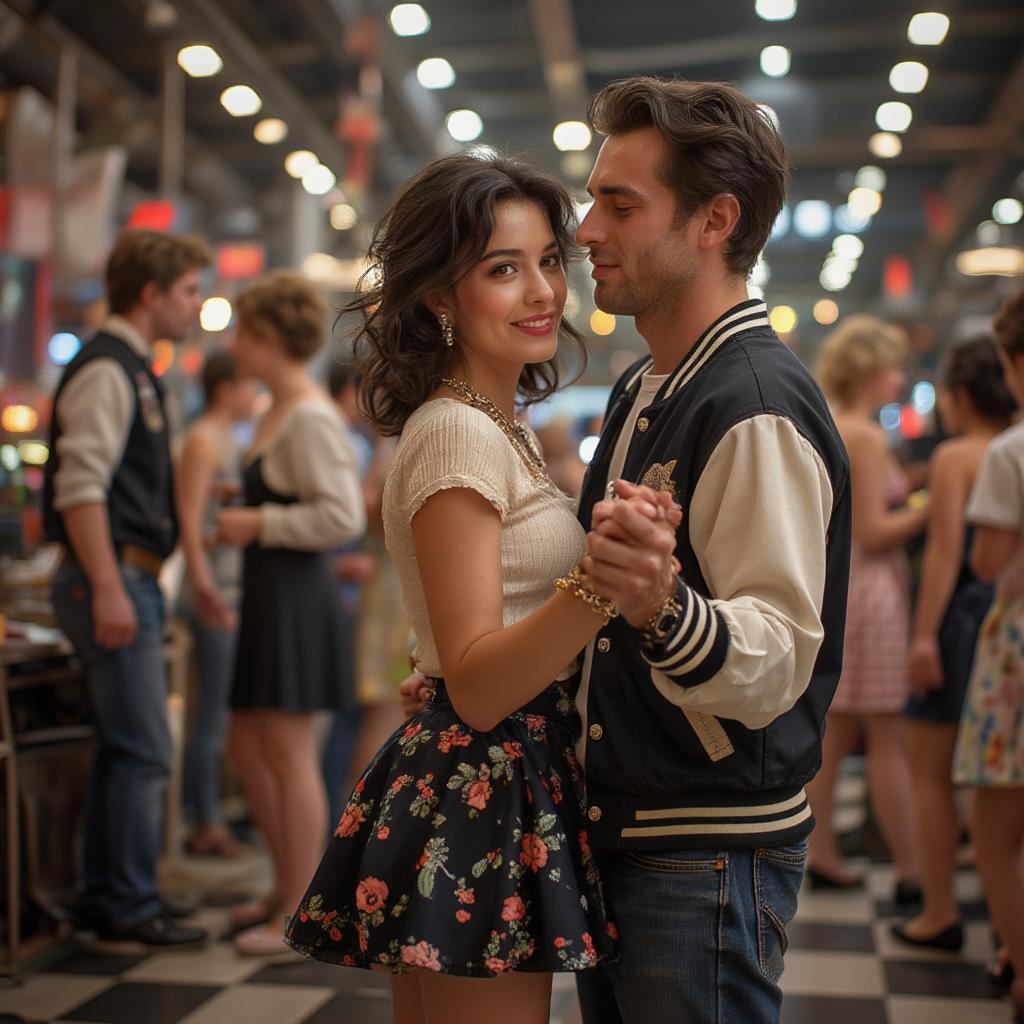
[43,331,178,559]
[576,298,851,851]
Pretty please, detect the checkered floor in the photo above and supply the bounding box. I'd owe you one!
[0,863,1012,1024]
[1,766,1016,1024]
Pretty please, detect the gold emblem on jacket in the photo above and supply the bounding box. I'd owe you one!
[641,460,678,496]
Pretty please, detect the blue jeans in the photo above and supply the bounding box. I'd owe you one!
[52,563,172,927]
[182,610,237,828]
[576,842,807,1024]
[321,707,363,836]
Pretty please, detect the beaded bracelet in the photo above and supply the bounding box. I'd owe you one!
[554,565,619,621]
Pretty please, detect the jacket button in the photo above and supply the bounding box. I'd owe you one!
[589,723,604,741]
[597,637,611,653]
[636,417,649,432]
[587,805,603,822]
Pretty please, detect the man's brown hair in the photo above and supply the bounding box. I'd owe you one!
[587,76,789,277]
[105,228,212,315]
[994,287,1024,359]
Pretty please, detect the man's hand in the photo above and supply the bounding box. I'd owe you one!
[908,636,944,699]
[92,580,138,649]
[584,480,682,628]
[335,552,377,584]
[195,581,238,632]
[215,508,262,548]
[399,671,433,719]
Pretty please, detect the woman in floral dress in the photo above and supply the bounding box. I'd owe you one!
[285,154,674,1023]
[953,288,1024,1024]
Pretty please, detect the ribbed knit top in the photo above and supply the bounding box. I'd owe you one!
[383,398,585,679]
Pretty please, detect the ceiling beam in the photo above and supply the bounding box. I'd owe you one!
[0,0,253,205]
[919,42,1024,289]
[526,0,587,122]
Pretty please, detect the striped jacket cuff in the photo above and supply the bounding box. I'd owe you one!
[640,581,730,687]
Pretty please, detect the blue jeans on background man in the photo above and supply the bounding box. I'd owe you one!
[576,842,807,1024]
[51,562,172,928]
[182,610,237,829]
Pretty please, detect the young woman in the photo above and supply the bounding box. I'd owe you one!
[807,316,927,896]
[284,155,671,1023]
[177,349,257,858]
[216,271,366,954]
[953,289,1024,1024]
[893,337,1015,950]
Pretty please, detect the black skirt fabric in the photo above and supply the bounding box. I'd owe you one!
[230,457,355,712]
[284,676,617,977]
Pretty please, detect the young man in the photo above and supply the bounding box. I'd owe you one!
[43,228,212,945]
[574,78,852,1023]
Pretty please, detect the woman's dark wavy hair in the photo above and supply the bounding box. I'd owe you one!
[348,153,586,436]
[942,335,1017,425]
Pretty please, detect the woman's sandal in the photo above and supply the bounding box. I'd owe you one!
[234,920,294,957]
[222,895,281,940]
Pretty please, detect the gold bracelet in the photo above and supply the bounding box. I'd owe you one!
[554,565,619,621]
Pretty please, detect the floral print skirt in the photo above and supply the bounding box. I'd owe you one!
[954,597,1024,786]
[284,676,616,977]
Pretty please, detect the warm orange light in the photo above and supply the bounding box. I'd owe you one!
[151,340,175,377]
[2,404,38,433]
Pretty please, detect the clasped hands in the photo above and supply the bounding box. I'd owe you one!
[400,480,682,716]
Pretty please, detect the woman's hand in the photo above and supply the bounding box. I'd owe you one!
[215,507,262,548]
[399,671,433,719]
[908,636,944,698]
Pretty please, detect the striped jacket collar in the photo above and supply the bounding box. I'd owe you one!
[623,298,770,404]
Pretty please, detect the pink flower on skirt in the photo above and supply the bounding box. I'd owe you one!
[466,779,492,811]
[356,877,389,914]
[335,804,365,838]
[519,833,549,872]
[401,940,442,971]
[501,895,526,922]
[485,956,510,974]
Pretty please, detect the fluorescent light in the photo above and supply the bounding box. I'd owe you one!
[868,131,903,158]
[820,263,852,291]
[220,85,262,117]
[284,150,318,178]
[579,436,599,464]
[908,12,949,46]
[755,0,797,22]
[813,299,839,325]
[794,200,831,238]
[854,166,887,192]
[825,253,859,275]
[769,305,798,333]
[1,405,38,433]
[848,186,883,218]
[253,118,288,144]
[956,247,1024,277]
[416,57,455,89]
[48,331,81,365]
[993,198,1023,225]
[446,109,483,142]
[553,121,592,152]
[760,45,791,77]
[834,204,872,233]
[330,203,358,230]
[590,310,616,336]
[302,163,337,195]
[889,60,929,93]
[177,44,222,78]
[912,381,936,415]
[200,297,232,332]
[748,285,765,300]
[832,234,864,260]
[876,101,912,133]
[389,3,430,36]
[977,220,1002,245]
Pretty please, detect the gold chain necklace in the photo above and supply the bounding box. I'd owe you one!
[440,378,548,482]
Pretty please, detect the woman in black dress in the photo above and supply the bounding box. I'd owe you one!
[215,271,365,955]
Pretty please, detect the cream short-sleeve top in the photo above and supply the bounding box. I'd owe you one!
[383,399,585,679]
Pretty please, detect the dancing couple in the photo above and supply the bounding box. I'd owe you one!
[285,75,851,1024]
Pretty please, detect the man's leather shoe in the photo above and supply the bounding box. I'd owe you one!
[98,911,208,947]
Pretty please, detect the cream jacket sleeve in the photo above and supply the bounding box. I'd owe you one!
[643,414,833,729]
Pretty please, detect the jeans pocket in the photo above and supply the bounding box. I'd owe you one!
[754,842,806,983]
